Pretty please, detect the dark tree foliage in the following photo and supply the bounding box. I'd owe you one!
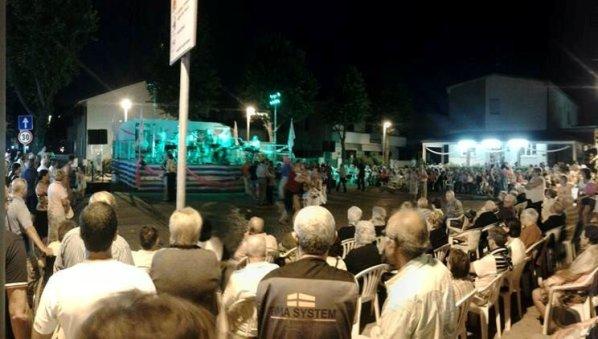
[241,35,318,126]
[372,81,415,137]
[322,65,371,162]
[145,15,222,121]
[7,0,98,149]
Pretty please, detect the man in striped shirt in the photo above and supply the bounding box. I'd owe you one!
[470,226,513,291]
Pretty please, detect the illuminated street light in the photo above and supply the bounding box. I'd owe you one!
[246,106,256,140]
[268,92,281,144]
[120,98,132,122]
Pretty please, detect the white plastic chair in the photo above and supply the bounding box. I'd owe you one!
[542,266,598,335]
[545,226,565,271]
[454,289,477,339]
[446,214,466,234]
[501,258,530,331]
[469,273,506,339]
[351,264,389,336]
[450,229,482,259]
[561,239,576,266]
[341,238,357,259]
[525,238,546,257]
[227,295,258,338]
[525,238,548,287]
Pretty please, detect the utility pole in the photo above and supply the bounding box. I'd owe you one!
[170,0,197,209]
[1,0,7,334]
[268,92,281,144]
[176,54,190,209]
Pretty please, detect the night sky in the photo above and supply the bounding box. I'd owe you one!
[56,0,598,124]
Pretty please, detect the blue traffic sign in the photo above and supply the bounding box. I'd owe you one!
[18,115,33,131]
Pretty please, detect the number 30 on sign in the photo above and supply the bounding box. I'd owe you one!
[18,130,33,145]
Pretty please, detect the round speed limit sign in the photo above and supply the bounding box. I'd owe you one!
[18,130,33,145]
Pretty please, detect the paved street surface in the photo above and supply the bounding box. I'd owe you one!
[112,187,548,338]
[123,188,485,253]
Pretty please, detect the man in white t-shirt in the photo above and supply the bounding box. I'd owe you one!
[32,202,156,339]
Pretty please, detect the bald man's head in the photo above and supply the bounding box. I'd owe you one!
[385,210,430,264]
[246,235,267,259]
[248,217,265,234]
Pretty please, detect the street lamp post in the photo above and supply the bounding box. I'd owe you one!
[246,106,256,141]
[120,98,132,122]
[268,92,281,144]
[382,121,392,164]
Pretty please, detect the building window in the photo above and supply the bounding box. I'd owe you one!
[489,98,500,115]
[525,144,537,156]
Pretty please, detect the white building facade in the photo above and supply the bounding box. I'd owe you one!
[71,81,167,166]
[423,74,582,166]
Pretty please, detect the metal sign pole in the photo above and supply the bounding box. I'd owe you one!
[176,53,190,210]
[273,105,277,144]
[0,0,6,334]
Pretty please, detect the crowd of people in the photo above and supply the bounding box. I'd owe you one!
[4,145,598,338]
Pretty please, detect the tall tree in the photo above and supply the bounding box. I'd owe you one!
[323,65,371,162]
[372,81,415,137]
[7,0,97,149]
[145,15,222,121]
[241,35,318,134]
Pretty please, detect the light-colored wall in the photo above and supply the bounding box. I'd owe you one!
[447,78,486,132]
[83,81,166,160]
[484,75,547,131]
[547,86,578,129]
[447,143,548,166]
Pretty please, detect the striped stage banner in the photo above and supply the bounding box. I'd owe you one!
[113,160,244,193]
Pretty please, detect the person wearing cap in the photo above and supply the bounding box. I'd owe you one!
[368,210,456,339]
[532,224,598,322]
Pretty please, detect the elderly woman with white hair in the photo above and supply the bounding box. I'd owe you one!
[338,205,363,241]
[344,220,382,275]
[150,207,222,315]
[520,208,543,248]
[370,206,387,236]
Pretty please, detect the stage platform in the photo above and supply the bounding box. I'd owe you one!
[113,160,244,193]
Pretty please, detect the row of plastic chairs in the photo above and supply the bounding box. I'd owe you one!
[340,236,386,259]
